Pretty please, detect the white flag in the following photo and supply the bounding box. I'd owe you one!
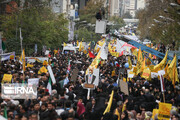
[47,78,52,95]
[100,42,108,60]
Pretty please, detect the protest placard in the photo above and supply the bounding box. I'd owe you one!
[71,68,79,82]
[158,102,172,120]
[120,80,129,95]
[127,70,134,78]
[28,78,39,86]
[142,69,151,79]
[2,74,12,83]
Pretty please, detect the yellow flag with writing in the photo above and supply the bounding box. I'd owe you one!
[136,48,143,75]
[167,55,179,87]
[154,51,168,72]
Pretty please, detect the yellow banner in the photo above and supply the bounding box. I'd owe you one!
[158,103,172,120]
[2,74,12,82]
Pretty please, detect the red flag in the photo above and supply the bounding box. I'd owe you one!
[89,50,95,58]
[119,51,124,57]
[116,63,120,67]
[48,54,51,58]
[121,43,136,48]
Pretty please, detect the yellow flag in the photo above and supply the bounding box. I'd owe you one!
[132,49,138,57]
[83,50,87,54]
[140,58,146,72]
[154,51,168,72]
[77,40,79,46]
[79,41,83,52]
[149,53,152,59]
[136,48,143,74]
[164,63,169,79]
[103,90,114,115]
[54,50,58,55]
[88,42,91,46]
[114,109,120,120]
[63,42,67,47]
[123,77,126,82]
[99,40,105,46]
[43,60,48,66]
[86,47,102,74]
[39,66,47,74]
[167,55,179,87]
[20,49,26,71]
[110,52,119,57]
[27,63,33,68]
[149,65,154,72]
[128,56,132,69]
[111,70,116,77]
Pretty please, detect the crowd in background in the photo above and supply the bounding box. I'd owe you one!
[0,49,180,120]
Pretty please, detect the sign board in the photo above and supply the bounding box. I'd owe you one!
[95,20,106,34]
[120,80,129,95]
[47,65,56,84]
[158,102,172,120]
[28,78,39,86]
[71,68,79,82]
[2,74,12,83]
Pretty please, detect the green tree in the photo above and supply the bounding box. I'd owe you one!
[0,1,68,55]
[122,12,132,19]
[79,0,105,24]
[137,0,180,50]
[109,16,125,30]
[74,27,101,42]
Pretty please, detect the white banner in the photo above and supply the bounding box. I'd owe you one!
[26,57,48,63]
[47,65,56,84]
[28,78,39,86]
[0,52,15,61]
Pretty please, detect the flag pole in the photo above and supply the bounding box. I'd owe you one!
[163,92,165,103]
[20,28,25,82]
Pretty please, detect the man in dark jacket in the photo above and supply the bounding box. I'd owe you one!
[47,102,58,120]
[40,103,49,120]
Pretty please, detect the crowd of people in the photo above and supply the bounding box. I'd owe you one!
[0,48,180,120]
